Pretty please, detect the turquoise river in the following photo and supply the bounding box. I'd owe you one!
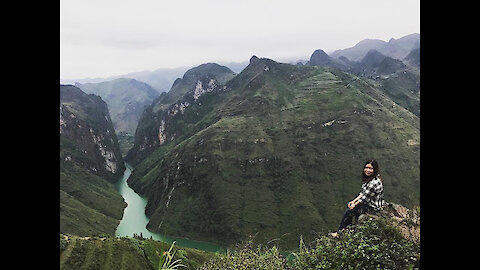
[114,163,226,254]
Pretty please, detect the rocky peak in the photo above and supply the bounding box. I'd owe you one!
[309,49,330,64]
[306,49,349,71]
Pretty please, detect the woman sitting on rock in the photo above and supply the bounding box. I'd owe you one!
[330,160,386,238]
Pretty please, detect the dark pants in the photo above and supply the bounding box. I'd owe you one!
[338,202,374,231]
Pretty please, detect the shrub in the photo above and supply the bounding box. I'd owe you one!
[200,217,419,270]
[291,217,420,270]
[199,238,292,270]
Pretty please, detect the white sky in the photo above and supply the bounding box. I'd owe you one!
[60,0,420,80]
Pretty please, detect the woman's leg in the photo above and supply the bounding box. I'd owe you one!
[338,207,355,231]
[338,203,369,231]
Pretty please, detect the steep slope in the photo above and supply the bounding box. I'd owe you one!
[404,47,420,68]
[125,63,235,166]
[126,57,420,250]
[60,84,126,236]
[311,48,420,117]
[359,50,420,117]
[360,49,407,77]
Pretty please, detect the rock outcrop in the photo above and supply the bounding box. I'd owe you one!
[60,84,125,181]
[358,202,420,243]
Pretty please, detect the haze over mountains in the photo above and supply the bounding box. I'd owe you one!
[60,33,419,92]
[76,78,160,135]
[60,33,420,252]
[329,33,420,62]
[69,33,419,140]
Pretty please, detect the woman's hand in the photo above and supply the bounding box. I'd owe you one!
[348,201,356,209]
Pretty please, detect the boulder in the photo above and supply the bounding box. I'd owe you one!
[358,202,420,243]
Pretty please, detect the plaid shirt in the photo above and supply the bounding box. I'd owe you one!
[357,175,385,210]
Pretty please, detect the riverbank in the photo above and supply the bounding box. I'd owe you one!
[114,163,227,253]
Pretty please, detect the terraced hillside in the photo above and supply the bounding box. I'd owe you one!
[59,234,214,270]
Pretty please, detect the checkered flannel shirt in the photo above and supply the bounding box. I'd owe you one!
[357,175,385,211]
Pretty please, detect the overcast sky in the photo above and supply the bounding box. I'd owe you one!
[60,0,420,80]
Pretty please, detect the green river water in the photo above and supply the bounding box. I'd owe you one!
[114,163,227,254]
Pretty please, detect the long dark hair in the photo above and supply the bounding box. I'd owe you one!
[362,160,383,184]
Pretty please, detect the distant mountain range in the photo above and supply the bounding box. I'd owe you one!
[60,33,419,91]
[61,66,190,94]
[61,62,248,94]
[329,33,419,62]
[75,78,160,136]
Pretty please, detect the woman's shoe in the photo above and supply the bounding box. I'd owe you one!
[329,232,339,238]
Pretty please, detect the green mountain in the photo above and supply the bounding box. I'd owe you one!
[125,63,235,165]
[124,56,419,250]
[60,84,126,236]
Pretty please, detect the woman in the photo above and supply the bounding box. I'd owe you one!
[330,160,385,238]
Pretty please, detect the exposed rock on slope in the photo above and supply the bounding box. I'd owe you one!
[60,84,125,180]
[125,63,235,166]
[60,84,126,236]
[358,202,420,243]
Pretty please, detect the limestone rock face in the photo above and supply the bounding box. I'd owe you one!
[60,84,125,182]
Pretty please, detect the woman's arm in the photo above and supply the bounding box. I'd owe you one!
[348,193,363,209]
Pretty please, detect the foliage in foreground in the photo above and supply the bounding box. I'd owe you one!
[200,217,420,270]
[199,239,289,270]
[158,241,186,270]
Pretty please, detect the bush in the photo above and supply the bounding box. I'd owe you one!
[292,217,420,270]
[199,217,420,270]
[199,238,291,270]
